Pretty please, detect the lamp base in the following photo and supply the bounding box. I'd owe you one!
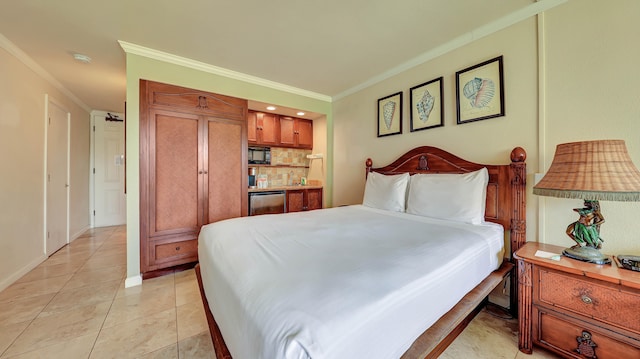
[563,246,611,265]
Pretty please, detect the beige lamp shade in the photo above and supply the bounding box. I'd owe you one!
[533,140,640,201]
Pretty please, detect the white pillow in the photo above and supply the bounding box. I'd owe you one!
[406,168,489,224]
[362,172,410,212]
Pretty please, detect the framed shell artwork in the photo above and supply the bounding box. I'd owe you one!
[377,91,402,137]
[410,76,444,132]
[456,56,505,124]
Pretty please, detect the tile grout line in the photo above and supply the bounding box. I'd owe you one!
[1,227,118,359]
[2,227,215,359]
[0,245,89,357]
[175,271,181,358]
[87,228,122,359]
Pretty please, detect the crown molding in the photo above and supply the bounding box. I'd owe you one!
[0,33,91,112]
[333,0,568,101]
[119,41,332,103]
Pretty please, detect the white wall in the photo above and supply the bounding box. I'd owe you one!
[332,17,539,224]
[540,0,640,254]
[0,39,91,291]
[333,0,640,255]
[308,115,327,205]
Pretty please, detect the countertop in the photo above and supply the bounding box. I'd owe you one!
[248,185,322,193]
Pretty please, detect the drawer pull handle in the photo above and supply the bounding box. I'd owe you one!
[575,330,597,358]
[175,246,181,251]
[581,295,593,304]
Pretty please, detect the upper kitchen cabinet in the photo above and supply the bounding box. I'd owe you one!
[279,116,313,149]
[139,80,248,278]
[248,111,279,146]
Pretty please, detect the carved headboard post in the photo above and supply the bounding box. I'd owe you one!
[365,158,373,179]
[509,147,527,256]
[509,147,527,317]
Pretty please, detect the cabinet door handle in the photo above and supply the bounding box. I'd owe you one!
[175,246,181,251]
[581,295,593,304]
[204,171,208,174]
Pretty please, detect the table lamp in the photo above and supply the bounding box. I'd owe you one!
[533,140,640,264]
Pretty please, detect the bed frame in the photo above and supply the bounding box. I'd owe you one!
[196,145,527,359]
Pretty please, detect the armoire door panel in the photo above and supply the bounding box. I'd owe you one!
[207,119,244,223]
[151,111,200,235]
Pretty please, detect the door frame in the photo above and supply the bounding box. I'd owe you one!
[90,110,126,228]
[44,94,70,255]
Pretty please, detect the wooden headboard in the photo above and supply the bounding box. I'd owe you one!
[365,146,527,257]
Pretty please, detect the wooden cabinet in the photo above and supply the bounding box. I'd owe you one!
[248,111,313,149]
[296,118,313,149]
[279,116,313,149]
[248,111,278,146]
[140,80,248,277]
[286,188,322,212]
[515,242,640,358]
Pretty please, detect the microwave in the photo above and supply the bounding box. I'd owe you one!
[248,146,271,165]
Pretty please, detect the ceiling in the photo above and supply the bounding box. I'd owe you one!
[0,0,545,115]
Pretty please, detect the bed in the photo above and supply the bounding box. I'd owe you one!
[196,146,527,359]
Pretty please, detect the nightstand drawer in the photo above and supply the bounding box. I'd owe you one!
[534,307,640,358]
[535,267,640,334]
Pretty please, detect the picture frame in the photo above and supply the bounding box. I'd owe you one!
[410,77,444,132]
[456,56,504,124]
[377,91,402,137]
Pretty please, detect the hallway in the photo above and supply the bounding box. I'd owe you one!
[0,226,213,358]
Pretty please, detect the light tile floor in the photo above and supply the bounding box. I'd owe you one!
[0,225,560,358]
[0,226,212,359]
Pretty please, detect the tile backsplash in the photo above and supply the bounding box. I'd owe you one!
[271,147,311,166]
[253,147,311,187]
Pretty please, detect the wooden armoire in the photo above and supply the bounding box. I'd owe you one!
[139,80,248,278]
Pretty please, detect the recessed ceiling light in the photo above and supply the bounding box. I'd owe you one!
[266,106,276,111]
[72,53,91,64]
[297,112,305,116]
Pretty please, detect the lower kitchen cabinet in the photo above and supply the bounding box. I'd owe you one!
[286,188,323,212]
[515,242,640,358]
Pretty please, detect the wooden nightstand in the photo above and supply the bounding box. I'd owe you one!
[515,242,640,358]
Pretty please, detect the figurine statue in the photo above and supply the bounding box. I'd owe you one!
[566,200,605,249]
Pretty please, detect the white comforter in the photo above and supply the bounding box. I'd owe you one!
[198,205,504,359]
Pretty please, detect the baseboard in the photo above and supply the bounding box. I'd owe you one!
[125,274,142,288]
[70,224,91,243]
[0,254,48,292]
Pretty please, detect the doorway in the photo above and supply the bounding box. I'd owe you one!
[92,111,126,227]
[45,97,70,256]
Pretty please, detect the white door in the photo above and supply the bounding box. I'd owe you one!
[46,100,69,256]
[94,113,126,227]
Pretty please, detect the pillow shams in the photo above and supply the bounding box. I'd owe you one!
[406,168,489,224]
[362,172,410,212]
